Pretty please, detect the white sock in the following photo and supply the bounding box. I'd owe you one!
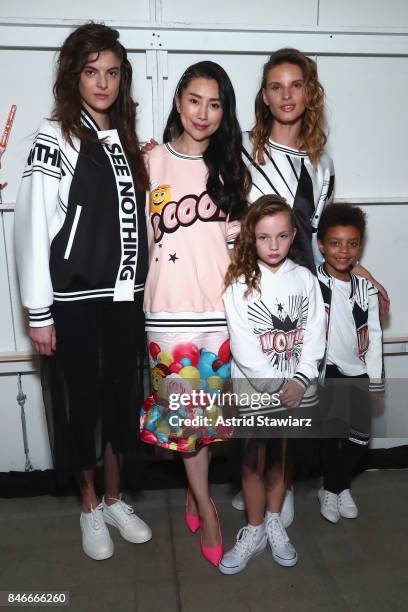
[266,511,280,521]
[247,522,265,543]
[248,521,264,530]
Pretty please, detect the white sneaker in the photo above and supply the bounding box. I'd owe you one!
[231,491,245,511]
[280,487,294,528]
[80,503,114,561]
[265,514,298,567]
[102,495,152,544]
[318,488,340,524]
[338,489,358,519]
[232,488,294,527]
[218,523,267,575]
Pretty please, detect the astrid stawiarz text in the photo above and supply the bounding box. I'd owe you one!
[167,390,313,428]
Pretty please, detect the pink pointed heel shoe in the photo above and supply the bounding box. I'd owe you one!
[200,498,223,566]
[185,489,201,533]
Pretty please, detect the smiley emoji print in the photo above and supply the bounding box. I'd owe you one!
[149,183,172,215]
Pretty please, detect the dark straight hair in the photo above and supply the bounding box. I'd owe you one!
[163,61,250,220]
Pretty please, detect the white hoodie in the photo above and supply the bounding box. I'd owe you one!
[223,258,326,408]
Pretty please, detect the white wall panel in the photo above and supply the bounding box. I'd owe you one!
[359,205,408,339]
[161,0,318,27]
[0,215,15,352]
[128,52,155,143]
[371,354,408,447]
[0,50,56,206]
[0,375,26,471]
[21,373,53,470]
[0,373,52,472]
[2,212,31,352]
[318,56,408,200]
[363,205,408,339]
[319,0,408,28]
[0,0,151,22]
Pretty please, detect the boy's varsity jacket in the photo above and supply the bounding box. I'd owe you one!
[14,110,148,327]
[316,264,384,392]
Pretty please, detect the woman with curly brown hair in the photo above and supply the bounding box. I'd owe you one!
[233,47,388,518]
[15,23,151,560]
[242,48,334,273]
[231,47,331,522]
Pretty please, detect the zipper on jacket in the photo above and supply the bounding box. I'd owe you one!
[64,205,82,260]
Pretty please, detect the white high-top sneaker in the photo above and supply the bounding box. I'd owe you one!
[265,513,298,567]
[219,523,267,575]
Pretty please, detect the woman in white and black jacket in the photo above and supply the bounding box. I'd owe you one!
[14,23,151,560]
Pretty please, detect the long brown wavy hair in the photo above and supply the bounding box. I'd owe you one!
[225,195,296,296]
[51,22,148,189]
[251,48,327,168]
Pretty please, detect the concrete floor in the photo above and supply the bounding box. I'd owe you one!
[0,470,407,612]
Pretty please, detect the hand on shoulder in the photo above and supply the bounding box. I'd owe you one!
[141,138,159,154]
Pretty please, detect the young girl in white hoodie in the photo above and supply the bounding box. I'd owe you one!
[219,195,326,574]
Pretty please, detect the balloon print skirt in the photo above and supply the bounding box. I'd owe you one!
[140,330,233,453]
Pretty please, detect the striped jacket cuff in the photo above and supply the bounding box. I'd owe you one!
[293,372,310,391]
[349,427,370,445]
[369,380,385,393]
[28,307,54,327]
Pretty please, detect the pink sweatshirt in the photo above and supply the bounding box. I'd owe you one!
[144,144,239,332]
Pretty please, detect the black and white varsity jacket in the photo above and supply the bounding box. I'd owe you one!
[242,132,335,274]
[316,265,384,392]
[14,110,148,327]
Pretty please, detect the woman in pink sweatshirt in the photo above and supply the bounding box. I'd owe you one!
[140,61,249,565]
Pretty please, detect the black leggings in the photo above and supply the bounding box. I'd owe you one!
[319,365,371,493]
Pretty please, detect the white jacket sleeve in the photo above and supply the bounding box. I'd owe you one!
[365,284,385,392]
[293,272,326,390]
[14,123,61,327]
[223,282,285,394]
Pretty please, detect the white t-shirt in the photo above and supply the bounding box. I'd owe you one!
[327,278,367,376]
